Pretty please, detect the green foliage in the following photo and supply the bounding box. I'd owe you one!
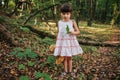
[42,37,55,45]
[91,47,98,51]
[19,76,29,80]
[35,36,42,41]
[66,25,70,34]
[35,72,51,80]
[82,46,98,53]
[11,47,23,55]
[24,48,38,58]
[11,47,26,59]
[115,76,120,80]
[28,61,35,67]
[88,74,94,80]
[20,26,30,32]
[40,56,56,68]
[8,0,15,9]
[0,16,5,22]
[16,51,27,59]
[115,50,120,56]
[73,56,83,62]
[46,56,56,64]
[79,73,85,80]
[19,64,26,70]
[11,47,38,59]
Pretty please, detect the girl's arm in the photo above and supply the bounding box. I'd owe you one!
[70,20,80,35]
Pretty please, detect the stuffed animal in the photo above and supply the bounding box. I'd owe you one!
[49,44,55,52]
[49,44,64,65]
[56,56,64,65]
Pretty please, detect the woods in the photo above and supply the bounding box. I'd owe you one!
[0,0,120,80]
[0,0,120,25]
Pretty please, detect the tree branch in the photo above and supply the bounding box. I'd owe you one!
[23,3,59,25]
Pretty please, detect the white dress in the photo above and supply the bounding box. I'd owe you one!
[54,20,83,57]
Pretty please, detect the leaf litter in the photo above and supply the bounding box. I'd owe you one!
[0,25,120,80]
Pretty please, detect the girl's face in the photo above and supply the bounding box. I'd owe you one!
[61,12,71,21]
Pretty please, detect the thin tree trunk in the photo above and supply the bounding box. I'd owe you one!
[4,0,9,8]
[111,3,120,27]
[87,0,93,26]
[102,0,109,23]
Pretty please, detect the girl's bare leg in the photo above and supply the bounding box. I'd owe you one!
[64,56,68,72]
[68,57,72,72]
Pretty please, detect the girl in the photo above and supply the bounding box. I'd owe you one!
[54,3,83,77]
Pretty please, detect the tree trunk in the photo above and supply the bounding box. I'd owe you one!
[0,24,18,46]
[102,0,109,23]
[111,3,120,27]
[4,0,9,8]
[87,0,92,26]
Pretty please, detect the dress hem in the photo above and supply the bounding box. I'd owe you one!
[54,53,83,57]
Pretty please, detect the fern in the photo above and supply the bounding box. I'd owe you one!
[73,56,83,61]
[46,56,56,64]
[35,72,51,80]
[11,47,38,59]
[20,26,30,32]
[28,61,35,67]
[24,48,38,58]
[28,52,38,58]
[11,47,23,55]
[16,52,26,59]
[40,56,56,68]
[42,37,55,45]
[19,64,26,70]
[19,76,29,80]
[11,47,25,59]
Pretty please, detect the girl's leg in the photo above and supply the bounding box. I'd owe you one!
[64,56,68,72]
[67,57,72,72]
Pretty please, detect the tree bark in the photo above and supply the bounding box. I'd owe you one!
[87,0,92,26]
[102,0,109,23]
[0,24,18,46]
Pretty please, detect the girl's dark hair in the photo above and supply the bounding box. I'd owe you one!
[60,3,72,13]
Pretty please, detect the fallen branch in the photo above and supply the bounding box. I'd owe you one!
[78,40,120,47]
[24,25,120,47]
[23,3,59,25]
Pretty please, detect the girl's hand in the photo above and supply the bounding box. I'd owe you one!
[69,31,75,35]
[71,20,80,35]
[69,31,80,35]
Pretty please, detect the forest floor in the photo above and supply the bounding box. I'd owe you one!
[0,16,120,80]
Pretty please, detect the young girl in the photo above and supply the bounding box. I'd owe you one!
[54,3,83,77]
